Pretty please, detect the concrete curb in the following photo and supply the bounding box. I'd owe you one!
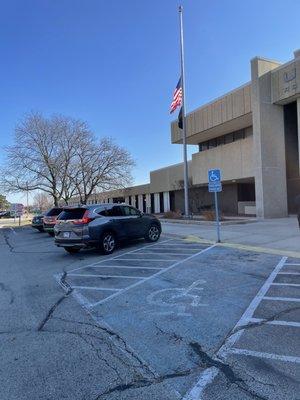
[159,218,257,226]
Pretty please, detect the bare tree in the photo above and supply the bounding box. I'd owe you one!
[71,137,135,204]
[1,112,91,206]
[33,192,53,211]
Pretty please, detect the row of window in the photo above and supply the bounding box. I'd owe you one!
[198,129,251,152]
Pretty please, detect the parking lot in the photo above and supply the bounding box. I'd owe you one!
[1,226,299,400]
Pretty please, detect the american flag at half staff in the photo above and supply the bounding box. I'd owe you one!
[170,77,182,113]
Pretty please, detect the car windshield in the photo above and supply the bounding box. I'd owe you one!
[57,208,86,220]
[46,208,63,216]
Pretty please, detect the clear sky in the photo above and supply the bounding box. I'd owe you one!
[1,0,300,204]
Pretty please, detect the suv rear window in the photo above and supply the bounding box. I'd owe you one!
[57,208,86,220]
[46,208,63,216]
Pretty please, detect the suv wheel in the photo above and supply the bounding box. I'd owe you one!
[101,232,116,254]
[64,247,80,254]
[145,224,160,242]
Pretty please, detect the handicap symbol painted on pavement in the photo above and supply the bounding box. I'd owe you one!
[146,279,208,317]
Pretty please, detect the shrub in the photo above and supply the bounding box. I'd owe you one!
[163,210,182,219]
[202,210,216,221]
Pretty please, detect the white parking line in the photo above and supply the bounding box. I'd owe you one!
[134,251,194,256]
[249,318,300,328]
[285,263,300,266]
[278,272,300,275]
[113,258,178,262]
[68,239,173,273]
[263,296,300,302]
[154,243,206,247]
[88,265,163,270]
[227,348,300,364]
[68,273,144,279]
[72,286,120,291]
[182,256,288,400]
[90,244,216,308]
[271,282,300,287]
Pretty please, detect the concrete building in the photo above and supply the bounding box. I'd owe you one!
[71,50,300,218]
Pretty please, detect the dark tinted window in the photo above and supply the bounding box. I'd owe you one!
[111,206,123,216]
[98,206,123,217]
[98,208,110,216]
[57,208,86,220]
[123,206,140,216]
[46,208,63,216]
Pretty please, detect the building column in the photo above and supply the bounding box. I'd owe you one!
[125,196,130,205]
[130,196,135,207]
[138,195,143,212]
[297,98,300,175]
[251,57,288,218]
[154,193,160,213]
[145,194,151,213]
[163,191,170,212]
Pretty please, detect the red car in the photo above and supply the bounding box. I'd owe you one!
[43,207,64,236]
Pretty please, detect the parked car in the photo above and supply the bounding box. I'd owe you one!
[43,207,64,236]
[54,203,161,254]
[0,211,11,218]
[31,214,44,232]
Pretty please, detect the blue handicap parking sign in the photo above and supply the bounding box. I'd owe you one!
[208,169,221,183]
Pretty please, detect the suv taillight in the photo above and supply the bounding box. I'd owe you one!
[72,210,93,225]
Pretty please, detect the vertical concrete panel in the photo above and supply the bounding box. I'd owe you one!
[203,107,208,131]
[226,95,233,120]
[145,194,151,213]
[163,192,170,212]
[154,193,160,213]
[138,195,143,211]
[198,109,204,132]
[251,57,288,218]
[244,85,252,114]
[207,105,213,128]
[221,97,227,122]
[232,90,245,118]
[125,196,130,204]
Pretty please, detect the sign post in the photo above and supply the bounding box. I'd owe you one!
[208,169,222,243]
[10,203,24,225]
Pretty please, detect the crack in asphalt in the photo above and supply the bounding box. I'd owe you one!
[189,342,269,400]
[37,272,73,331]
[0,282,14,304]
[189,342,242,384]
[1,228,59,254]
[155,323,184,344]
[52,316,157,376]
[230,306,300,337]
[2,229,14,252]
[93,368,193,399]
[154,324,272,400]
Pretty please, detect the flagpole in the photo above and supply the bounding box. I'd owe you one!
[179,5,189,217]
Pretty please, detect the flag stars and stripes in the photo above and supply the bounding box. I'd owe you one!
[170,77,182,113]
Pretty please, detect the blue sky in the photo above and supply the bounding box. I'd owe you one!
[1,0,300,203]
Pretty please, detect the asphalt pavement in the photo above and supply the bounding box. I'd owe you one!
[0,226,299,400]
